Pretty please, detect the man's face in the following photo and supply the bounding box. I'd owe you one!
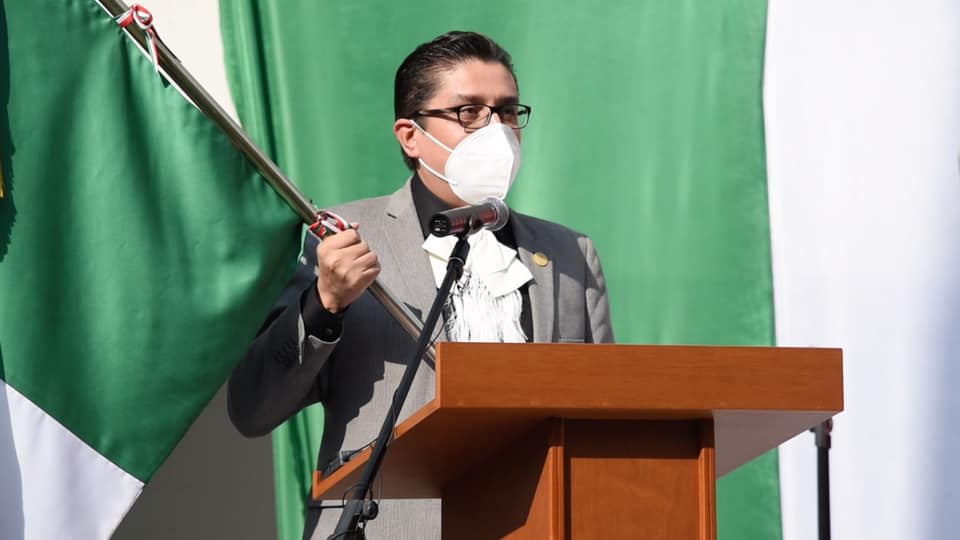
[396,59,521,207]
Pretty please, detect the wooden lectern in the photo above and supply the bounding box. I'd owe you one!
[312,343,843,539]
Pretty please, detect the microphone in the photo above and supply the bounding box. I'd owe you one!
[429,197,510,237]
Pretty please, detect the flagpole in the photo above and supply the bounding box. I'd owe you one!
[95,0,433,361]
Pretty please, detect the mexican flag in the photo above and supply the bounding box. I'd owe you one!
[4,1,957,539]
[0,1,298,538]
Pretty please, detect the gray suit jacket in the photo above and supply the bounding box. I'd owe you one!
[228,180,614,539]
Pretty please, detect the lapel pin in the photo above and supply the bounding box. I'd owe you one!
[532,252,549,267]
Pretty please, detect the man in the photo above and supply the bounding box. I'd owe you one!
[228,31,614,539]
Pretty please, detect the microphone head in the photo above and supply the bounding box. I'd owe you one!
[483,197,510,232]
[428,198,511,237]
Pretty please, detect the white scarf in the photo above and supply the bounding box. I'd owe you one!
[422,229,533,342]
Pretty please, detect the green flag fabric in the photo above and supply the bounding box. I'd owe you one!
[0,0,298,537]
[220,1,779,539]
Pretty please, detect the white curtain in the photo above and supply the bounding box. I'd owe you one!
[765,2,960,539]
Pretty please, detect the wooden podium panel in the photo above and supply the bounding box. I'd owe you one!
[563,420,713,540]
[312,344,843,539]
[439,419,715,540]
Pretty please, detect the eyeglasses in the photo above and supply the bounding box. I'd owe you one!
[416,103,532,129]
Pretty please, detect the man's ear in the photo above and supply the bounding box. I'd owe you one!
[393,119,419,161]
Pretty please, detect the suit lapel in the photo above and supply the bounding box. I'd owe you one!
[512,214,556,343]
[378,180,447,341]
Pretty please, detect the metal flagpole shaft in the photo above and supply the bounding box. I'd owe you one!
[96,0,432,361]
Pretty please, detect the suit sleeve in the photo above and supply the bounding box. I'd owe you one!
[227,233,341,437]
[582,236,615,344]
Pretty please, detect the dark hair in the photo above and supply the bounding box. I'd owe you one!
[394,31,517,170]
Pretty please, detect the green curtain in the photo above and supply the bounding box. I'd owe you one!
[220,2,779,539]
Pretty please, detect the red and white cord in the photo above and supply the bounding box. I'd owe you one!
[309,210,351,238]
[115,4,161,74]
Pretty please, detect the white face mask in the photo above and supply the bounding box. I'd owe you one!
[413,121,522,205]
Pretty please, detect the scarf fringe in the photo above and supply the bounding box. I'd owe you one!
[445,272,526,343]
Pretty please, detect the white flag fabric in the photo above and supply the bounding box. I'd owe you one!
[765,2,960,539]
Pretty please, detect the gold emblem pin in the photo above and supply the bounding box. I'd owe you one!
[532,252,549,267]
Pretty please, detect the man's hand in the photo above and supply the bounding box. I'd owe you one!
[315,224,380,314]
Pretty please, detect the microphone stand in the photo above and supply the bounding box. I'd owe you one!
[812,419,833,540]
[329,231,471,540]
